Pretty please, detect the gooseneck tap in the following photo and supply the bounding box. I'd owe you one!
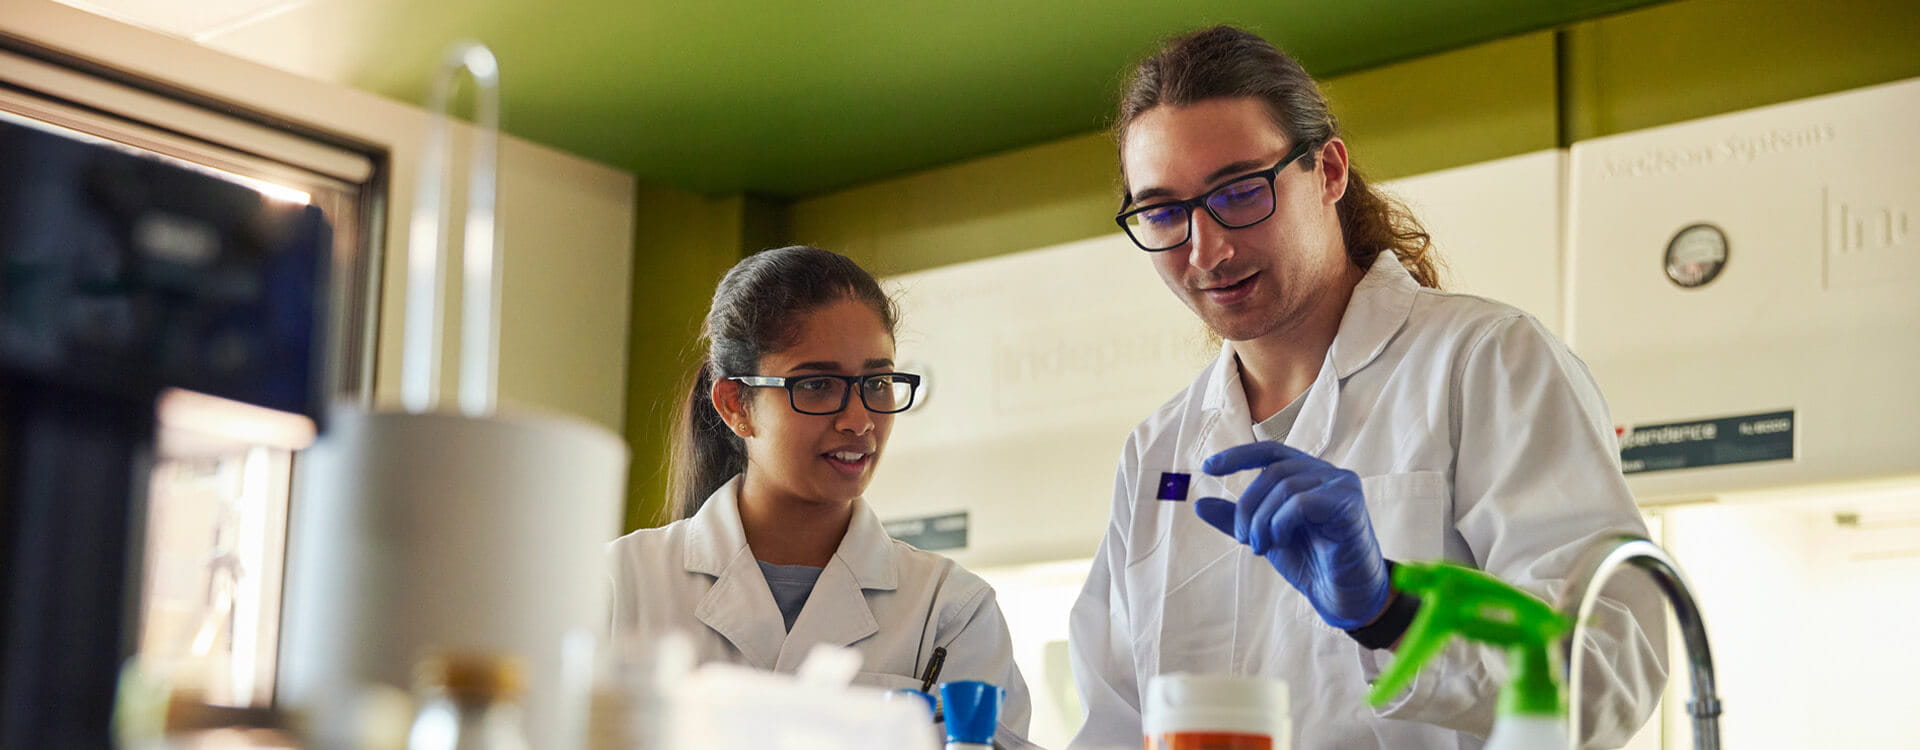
[1556,535,1722,750]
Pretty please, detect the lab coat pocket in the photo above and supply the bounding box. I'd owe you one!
[1123,468,1244,676]
[852,670,928,692]
[1359,471,1449,563]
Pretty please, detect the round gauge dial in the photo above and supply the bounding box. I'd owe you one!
[1665,223,1729,289]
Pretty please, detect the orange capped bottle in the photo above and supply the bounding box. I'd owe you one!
[1143,673,1289,750]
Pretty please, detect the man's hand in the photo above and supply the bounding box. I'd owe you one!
[1193,442,1391,630]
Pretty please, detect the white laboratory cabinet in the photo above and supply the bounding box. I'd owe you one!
[1568,77,1920,503]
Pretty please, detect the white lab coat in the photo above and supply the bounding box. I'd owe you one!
[609,476,1039,749]
[1068,253,1668,750]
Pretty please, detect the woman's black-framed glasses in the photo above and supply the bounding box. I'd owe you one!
[726,373,923,415]
[1115,140,1316,252]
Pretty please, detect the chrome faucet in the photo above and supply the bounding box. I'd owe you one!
[1555,535,1722,750]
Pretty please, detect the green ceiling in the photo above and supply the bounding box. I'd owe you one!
[344,1,1669,198]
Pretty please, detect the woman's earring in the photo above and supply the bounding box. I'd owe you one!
[735,423,752,437]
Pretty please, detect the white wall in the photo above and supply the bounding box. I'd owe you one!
[973,559,1097,750]
[3,0,638,432]
[870,232,1217,568]
[1648,484,1920,749]
[1382,150,1566,334]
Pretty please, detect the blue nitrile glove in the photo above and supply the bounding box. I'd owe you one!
[1194,441,1391,631]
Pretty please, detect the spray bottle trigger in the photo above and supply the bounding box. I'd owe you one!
[1364,562,1570,709]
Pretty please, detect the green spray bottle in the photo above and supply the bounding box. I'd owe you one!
[1366,561,1572,750]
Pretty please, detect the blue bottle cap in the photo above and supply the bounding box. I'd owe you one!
[885,688,936,718]
[938,680,1004,745]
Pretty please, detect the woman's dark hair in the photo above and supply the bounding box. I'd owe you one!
[669,245,900,520]
[1116,25,1443,289]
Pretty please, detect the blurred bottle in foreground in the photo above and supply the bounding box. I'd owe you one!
[407,653,530,750]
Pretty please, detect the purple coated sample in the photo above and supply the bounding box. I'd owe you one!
[1156,472,1191,501]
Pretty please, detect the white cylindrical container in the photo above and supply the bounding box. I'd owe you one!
[1484,714,1569,750]
[275,42,626,750]
[278,406,626,749]
[1144,673,1289,750]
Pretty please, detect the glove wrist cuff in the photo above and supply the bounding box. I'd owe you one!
[1344,560,1420,650]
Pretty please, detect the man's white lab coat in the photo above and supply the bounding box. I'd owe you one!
[1068,253,1667,749]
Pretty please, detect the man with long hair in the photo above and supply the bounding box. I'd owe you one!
[1068,26,1666,748]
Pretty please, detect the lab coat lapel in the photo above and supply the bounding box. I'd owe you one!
[1196,339,1342,466]
[1270,252,1420,458]
[1175,349,1263,576]
[1169,349,1258,673]
[685,478,785,669]
[694,549,786,669]
[1289,354,1343,457]
[773,499,895,671]
[772,557,877,671]
[1194,347,1262,497]
[1328,252,1419,381]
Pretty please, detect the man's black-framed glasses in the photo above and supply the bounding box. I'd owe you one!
[1115,140,1317,252]
[727,373,923,415]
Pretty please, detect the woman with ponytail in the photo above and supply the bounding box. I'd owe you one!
[609,246,1037,749]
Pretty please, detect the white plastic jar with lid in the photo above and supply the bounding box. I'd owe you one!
[1143,673,1289,750]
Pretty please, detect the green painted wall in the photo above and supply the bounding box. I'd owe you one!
[621,0,1920,529]
[1324,32,1558,181]
[622,188,749,530]
[787,133,1121,278]
[1562,0,1920,142]
[787,0,1917,277]
[783,32,1560,280]
[788,28,1563,275]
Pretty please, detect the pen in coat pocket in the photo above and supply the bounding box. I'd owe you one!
[919,645,948,693]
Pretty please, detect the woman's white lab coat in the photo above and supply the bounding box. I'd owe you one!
[1067,253,1668,750]
[609,476,1038,749]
